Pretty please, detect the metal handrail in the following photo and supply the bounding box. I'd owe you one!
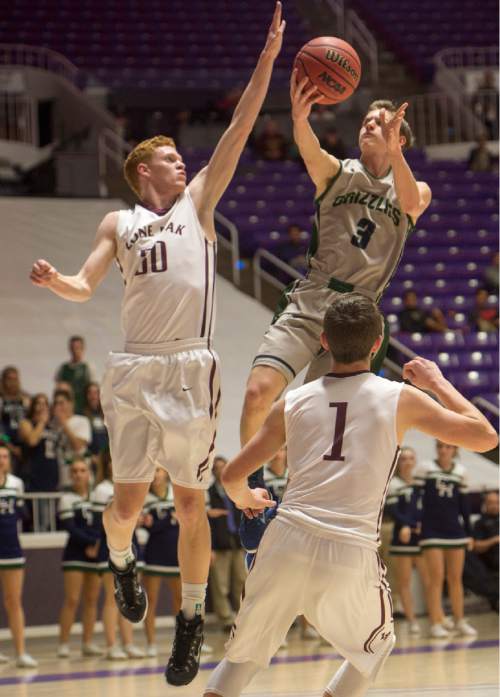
[324,1,378,84]
[345,9,378,84]
[252,248,303,303]
[473,396,499,418]
[434,46,499,71]
[22,492,63,533]
[214,210,241,287]
[0,44,80,86]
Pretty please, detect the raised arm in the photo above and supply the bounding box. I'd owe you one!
[290,70,340,195]
[30,211,118,302]
[397,357,498,452]
[381,103,432,222]
[189,1,285,215]
[222,400,286,511]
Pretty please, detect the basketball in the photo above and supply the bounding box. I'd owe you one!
[293,37,361,105]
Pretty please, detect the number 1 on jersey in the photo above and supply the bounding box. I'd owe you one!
[324,401,348,462]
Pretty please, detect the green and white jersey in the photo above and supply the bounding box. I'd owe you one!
[308,158,414,299]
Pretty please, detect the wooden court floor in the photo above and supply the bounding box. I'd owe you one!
[1,612,498,697]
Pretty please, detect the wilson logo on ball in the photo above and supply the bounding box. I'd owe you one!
[325,50,360,81]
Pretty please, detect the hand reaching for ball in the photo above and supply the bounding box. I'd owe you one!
[290,71,321,122]
[263,1,286,60]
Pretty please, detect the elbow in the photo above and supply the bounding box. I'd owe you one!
[476,428,499,453]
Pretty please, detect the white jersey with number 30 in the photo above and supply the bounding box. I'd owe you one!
[279,371,403,551]
[115,189,216,347]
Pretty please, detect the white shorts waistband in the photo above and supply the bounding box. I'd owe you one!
[123,338,210,355]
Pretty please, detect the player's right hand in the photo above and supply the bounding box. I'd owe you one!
[402,356,444,392]
[290,70,321,122]
[30,259,58,287]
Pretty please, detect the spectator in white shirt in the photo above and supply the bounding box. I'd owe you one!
[52,389,91,488]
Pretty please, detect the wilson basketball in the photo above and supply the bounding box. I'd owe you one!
[293,37,361,105]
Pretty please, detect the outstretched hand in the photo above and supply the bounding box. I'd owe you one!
[402,356,444,392]
[30,259,58,287]
[263,1,286,60]
[290,69,322,122]
[380,102,408,156]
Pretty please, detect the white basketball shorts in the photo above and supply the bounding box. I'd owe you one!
[226,517,395,678]
[101,338,221,488]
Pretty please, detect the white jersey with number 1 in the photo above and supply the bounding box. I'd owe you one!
[279,370,403,551]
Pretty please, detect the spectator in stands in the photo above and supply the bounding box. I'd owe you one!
[264,446,288,502]
[55,336,95,415]
[0,443,37,667]
[90,449,145,660]
[387,447,430,635]
[419,441,477,638]
[52,390,91,488]
[319,127,348,160]
[254,117,288,161]
[83,383,109,473]
[468,287,499,332]
[57,458,102,658]
[276,224,308,272]
[0,366,30,473]
[467,133,495,173]
[471,70,499,140]
[213,86,244,124]
[463,490,499,613]
[482,252,499,293]
[398,290,448,333]
[208,456,246,631]
[18,394,59,530]
[142,468,182,658]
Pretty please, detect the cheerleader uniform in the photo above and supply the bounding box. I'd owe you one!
[419,461,471,549]
[142,486,179,577]
[90,479,143,572]
[0,473,26,569]
[58,491,100,572]
[387,476,422,556]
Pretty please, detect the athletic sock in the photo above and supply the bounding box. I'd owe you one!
[109,544,135,570]
[326,660,372,697]
[181,582,207,620]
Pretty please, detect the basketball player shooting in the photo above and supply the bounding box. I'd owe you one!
[241,72,433,471]
[29,2,285,686]
[204,293,498,697]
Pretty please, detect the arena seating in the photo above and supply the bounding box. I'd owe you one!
[4,0,308,88]
[350,0,498,81]
[185,146,500,416]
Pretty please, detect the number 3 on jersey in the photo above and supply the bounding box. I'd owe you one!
[324,401,348,462]
[351,218,376,250]
[135,240,168,276]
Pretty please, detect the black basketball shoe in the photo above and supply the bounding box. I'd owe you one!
[108,553,148,623]
[165,611,204,686]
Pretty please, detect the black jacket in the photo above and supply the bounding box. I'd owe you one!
[208,482,242,551]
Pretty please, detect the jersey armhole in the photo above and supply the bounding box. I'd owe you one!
[314,160,344,206]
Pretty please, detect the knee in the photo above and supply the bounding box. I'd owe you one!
[110,500,142,526]
[176,496,207,529]
[65,593,80,610]
[3,593,21,611]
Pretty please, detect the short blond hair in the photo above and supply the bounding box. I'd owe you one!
[123,135,176,196]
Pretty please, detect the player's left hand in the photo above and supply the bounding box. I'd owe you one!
[263,1,286,60]
[237,487,277,515]
[380,102,408,156]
